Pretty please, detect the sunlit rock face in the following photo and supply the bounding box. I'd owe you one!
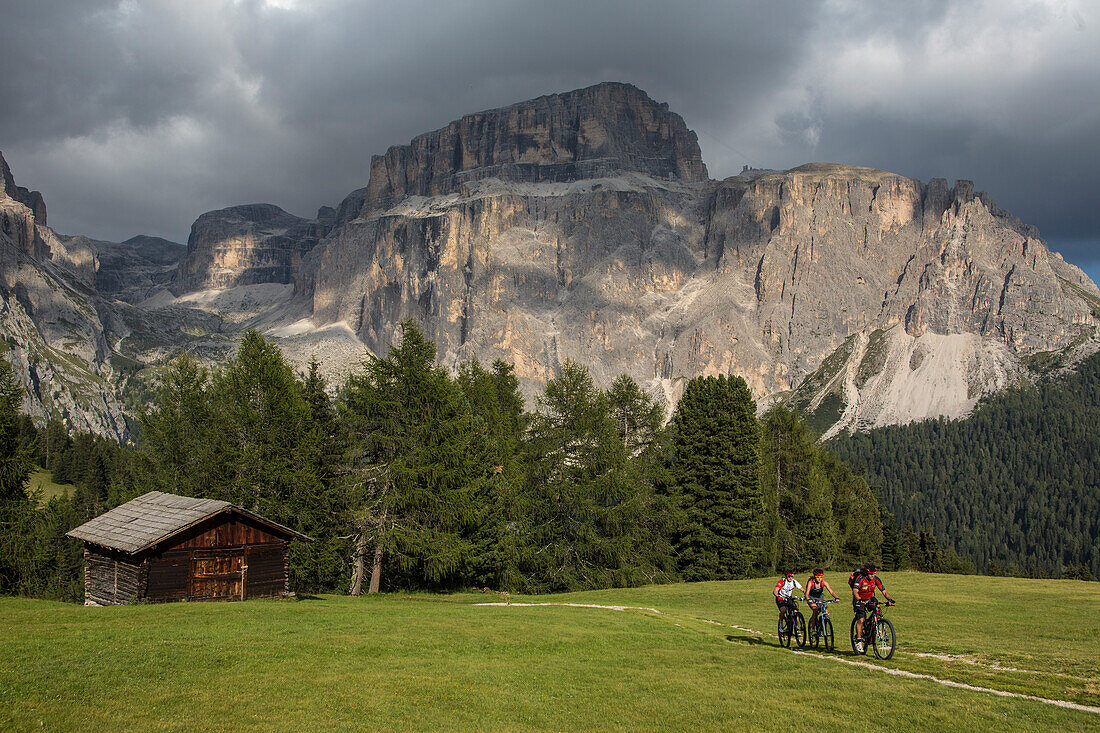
[304,115,1100,425]
[176,204,333,293]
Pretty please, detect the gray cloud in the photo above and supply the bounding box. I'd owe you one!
[1,0,1097,280]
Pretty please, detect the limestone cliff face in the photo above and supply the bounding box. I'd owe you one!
[360,82,708,215]
[96,235,185,303]
[308,175,712,391]
[1,152,47,225]
[304,154,1100,428]
[0,156,218,437]
[0,153,128,434]
[1,152,49,261]
[176,203,331,293]
[709,164,1095,369]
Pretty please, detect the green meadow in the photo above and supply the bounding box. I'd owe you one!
[26,469,75,504]
[2,572,1097,731]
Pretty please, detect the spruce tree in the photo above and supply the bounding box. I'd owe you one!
[671,374,765,580]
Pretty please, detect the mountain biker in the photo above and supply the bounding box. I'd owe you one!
[805,567,839,632]
[852,562,894,653]
[774,568,803,622]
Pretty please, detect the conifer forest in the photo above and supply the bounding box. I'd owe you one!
[1,322,894,601]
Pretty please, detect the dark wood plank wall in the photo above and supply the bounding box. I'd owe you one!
[165,516,286,550]
[83,512,295,604]
[145,550,190,602]
[84,547,146,606]
[246,543,289,598]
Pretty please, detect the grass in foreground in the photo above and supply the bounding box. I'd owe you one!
[1,572,1097,731]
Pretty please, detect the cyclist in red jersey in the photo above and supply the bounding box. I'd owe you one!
[852,562,894,653]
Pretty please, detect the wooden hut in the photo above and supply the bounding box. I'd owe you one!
[66,491,312,606]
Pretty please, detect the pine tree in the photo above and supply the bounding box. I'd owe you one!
[0,357,34,504]
[0,357,37,594]
[671,374,765,580]
[302,355,343,483]
[213,331,342,591]
[820,452,882,565]
[607,375,664,457]
[341,321,492,593]
[139,353,220,498]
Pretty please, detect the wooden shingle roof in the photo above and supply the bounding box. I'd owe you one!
[66,491,311,553]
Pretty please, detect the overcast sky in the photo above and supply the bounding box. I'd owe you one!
[2,0,1098,280]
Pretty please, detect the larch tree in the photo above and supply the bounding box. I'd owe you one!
[760,405,837,570]
[340,321,493,593]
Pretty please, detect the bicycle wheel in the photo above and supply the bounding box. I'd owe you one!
[808,618,820,648]
[872,617,896,660]
[793,612,806,648]
[823,618,834,652]
[778,614,790,648]
[850,617,860,653]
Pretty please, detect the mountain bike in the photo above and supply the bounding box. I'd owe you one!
[850,598,896,660]
[806,598,837,651]
[778,598,806,648]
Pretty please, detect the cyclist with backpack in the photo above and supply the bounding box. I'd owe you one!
[851,562,894,653]
[805,567,839,632]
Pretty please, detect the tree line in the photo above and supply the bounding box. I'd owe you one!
[830,350,1100,581]
[1,322,885,601]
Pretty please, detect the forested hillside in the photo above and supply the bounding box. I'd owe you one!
[0,323,883,602]
[830,351,1100,579]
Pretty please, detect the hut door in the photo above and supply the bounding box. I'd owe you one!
[190,550,245,601]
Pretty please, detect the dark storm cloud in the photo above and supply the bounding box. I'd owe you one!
[0,0,1097,278]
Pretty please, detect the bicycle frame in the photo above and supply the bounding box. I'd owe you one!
[809,598,835,634]
[861,599,889,639]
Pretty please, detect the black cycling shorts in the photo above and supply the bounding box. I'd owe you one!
[776,596,797,611]
[853,597,879,619]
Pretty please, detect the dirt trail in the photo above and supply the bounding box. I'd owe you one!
[476,602,1100,715]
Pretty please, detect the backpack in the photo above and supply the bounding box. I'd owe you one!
[848,568,864,588]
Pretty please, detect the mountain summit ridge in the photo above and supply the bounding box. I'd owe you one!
[358,82,708,216]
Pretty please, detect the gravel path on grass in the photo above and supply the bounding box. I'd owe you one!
[477,602,1100,716]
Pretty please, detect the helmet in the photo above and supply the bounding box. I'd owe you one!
[865,562,878,573]
[813,567,824,576]
[783,568,794,577]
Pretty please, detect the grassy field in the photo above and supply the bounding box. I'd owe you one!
[26,469,76,504]
[1,572,1097,731]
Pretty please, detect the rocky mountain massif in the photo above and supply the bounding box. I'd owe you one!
[4,82,1099,439]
